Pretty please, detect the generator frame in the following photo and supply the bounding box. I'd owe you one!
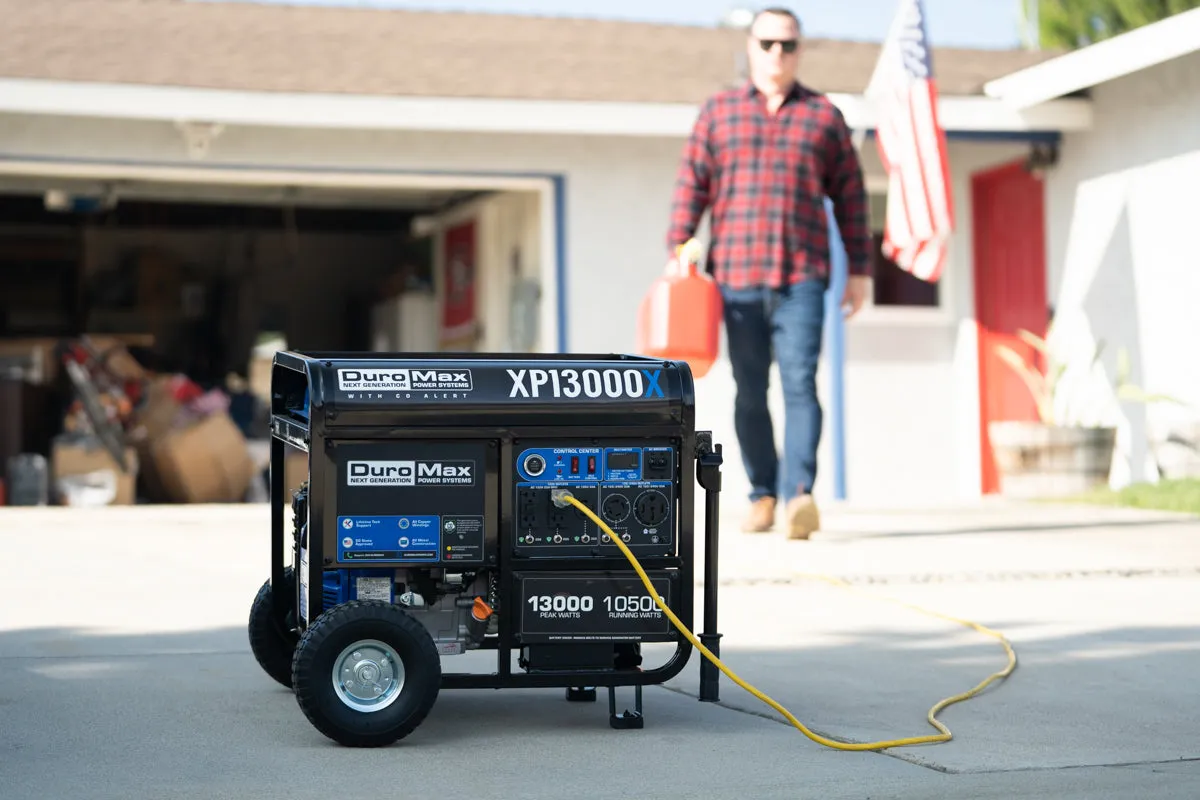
[262,350,725,741]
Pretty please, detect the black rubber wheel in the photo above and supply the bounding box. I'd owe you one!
[291,600,441,747]
[248,567,300,688]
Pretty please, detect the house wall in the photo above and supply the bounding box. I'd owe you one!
[1045,49,1200,485]
[0,111,1028,505]
[427,190,542,353]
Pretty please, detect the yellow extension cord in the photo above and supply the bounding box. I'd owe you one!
[551,490,1017,751]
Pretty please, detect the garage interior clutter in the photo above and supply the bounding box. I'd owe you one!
[0,192,455,507]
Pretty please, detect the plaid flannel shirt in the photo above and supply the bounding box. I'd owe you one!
[667,81,873,288]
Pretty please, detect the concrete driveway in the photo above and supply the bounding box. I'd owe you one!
[2,499,1199,799]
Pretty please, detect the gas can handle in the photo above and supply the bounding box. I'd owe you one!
[671,239,703,277]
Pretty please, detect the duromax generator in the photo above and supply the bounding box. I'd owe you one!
[248,351,725,747]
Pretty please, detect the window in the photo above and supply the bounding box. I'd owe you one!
[866,192,940,308]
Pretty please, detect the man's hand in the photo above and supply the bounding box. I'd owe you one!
[675,238,704,266]
[841,275,870,319]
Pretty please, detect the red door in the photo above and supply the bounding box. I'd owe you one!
[441,220,478,350]
[972,160,1048,494]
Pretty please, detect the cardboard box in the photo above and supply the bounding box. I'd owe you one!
[126,374,257,504]
[51,436,138,506]
[284,447,308,499]
[147,411,256,504]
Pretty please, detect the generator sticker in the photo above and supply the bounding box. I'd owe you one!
[517,574,674,642]
[337,368,473,393]
[354,576,392,602]
[337,515,439,562]
[346,460,475,487]
[441,515,486,562]
[506,368,665,400]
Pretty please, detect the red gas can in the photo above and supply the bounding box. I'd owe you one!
[635,241,723,379]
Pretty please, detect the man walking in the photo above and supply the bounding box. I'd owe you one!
[666,6,873,539]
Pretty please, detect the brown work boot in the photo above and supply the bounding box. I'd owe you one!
[741,496,776,533]
[785,494,820,540]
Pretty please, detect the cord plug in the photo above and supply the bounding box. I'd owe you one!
[550,489,574,508]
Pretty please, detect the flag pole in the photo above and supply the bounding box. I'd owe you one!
[824,196,847,502]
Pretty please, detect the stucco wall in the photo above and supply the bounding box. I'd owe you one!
[1045,50,1200,485]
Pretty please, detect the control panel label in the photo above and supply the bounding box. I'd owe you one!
[337,515,439,562]
[441,515,485,562]
[604,448,641,481]
[517,573,675,643]
[347,460,475,487]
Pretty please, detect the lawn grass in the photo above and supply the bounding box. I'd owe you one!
[1064,477,1200,515]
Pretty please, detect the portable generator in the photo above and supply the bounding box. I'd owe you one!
[248,351,725,747]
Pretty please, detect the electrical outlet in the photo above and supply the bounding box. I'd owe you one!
[634,490,669,527]
[518,488,541,529]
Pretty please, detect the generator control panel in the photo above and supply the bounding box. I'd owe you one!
[513,439,677,559]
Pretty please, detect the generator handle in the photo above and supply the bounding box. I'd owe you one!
[695,432,723,703]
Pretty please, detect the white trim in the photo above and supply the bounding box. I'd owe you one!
[0,79,698,137]
[852,305,956,327]
[835,92,1091,132]
[0,78,1092,136]
[983,7,1200,109]
[538,187,559,356]
[0,158,550,192]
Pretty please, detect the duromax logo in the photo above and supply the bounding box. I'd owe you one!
[347,460,475,486]
[338,368,472,392]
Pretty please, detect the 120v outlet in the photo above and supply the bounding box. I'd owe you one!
[634,490,669,527]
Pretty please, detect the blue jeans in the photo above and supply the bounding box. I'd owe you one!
[720,280,827,503]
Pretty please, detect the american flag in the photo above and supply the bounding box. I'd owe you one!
[863,0,955,282]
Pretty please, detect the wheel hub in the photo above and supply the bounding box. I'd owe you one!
[333,639,405,712]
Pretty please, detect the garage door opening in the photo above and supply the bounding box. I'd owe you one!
[0,174,552,506]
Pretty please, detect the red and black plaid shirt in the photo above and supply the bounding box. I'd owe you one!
[667,81,873,288]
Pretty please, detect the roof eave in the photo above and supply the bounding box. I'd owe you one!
[0,78,1092,137]
[983,7,1200,109]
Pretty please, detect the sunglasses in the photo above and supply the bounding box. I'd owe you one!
[757,38,798,54]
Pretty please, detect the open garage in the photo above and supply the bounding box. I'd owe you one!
[0,165,549,506]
